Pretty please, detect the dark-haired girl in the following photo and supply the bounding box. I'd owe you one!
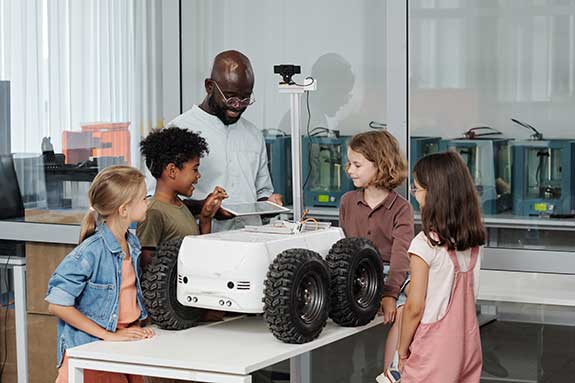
[398,151,485,383]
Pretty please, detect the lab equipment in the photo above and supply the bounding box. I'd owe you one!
[302,135,354,208]
[511,140,575,216]
[510,118,575,217]
[440,133,513,215]
[409,136,441,210]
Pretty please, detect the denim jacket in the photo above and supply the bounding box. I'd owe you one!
[45,223,148,367]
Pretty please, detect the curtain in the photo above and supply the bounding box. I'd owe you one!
[0,0,163,169]
[0,0,44,153]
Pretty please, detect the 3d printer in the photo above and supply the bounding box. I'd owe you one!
[510,119,575,217]
[409,136,441,211]
[302,133,353,208]
[440,127,513,215]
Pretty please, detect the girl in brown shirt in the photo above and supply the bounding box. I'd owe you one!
[339,130,414,380]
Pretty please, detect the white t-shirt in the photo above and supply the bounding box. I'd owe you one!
[408,231,482,324]
[147,105,274,232]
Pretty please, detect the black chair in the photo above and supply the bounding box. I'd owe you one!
[0,154,24,220]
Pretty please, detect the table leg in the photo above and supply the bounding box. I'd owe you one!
[13,264,27,383]
[290,352,311,383]
[68,358,84,383]
[478,303,497,327]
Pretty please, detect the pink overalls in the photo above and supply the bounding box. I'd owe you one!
[402,247,482,383]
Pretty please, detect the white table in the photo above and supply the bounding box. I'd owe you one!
[67,315,385,383]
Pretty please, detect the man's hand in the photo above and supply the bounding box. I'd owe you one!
[200,186,228,219]
[267,194,284,206]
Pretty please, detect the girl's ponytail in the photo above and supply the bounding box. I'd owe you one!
[79,208,98,243]
[77,165,145,244]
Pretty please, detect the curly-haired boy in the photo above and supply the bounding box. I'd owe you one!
[137,127,227,269]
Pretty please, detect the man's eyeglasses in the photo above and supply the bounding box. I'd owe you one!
[210,80,255,109]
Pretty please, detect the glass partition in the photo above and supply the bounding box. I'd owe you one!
[410,3,575,380]
[410,0,575,224]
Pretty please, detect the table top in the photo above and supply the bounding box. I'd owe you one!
[68,315,385,376]
[0,209,83,244]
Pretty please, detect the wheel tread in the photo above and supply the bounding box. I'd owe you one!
[326,238,384,327]
[263,249,330,344]
[140,239,201,330]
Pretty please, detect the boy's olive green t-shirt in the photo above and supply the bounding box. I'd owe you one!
[136,198,200,249]
[137,197,205,326]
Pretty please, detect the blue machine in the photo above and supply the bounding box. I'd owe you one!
[410,136,441,173]
[302,135,353,208]
[409,136,441,211]
[511,140,575,216]
[440,137,513,215]
[264,135,292,205]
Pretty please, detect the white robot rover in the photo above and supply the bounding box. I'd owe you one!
[141,222,384,344]
[141,67,385,344]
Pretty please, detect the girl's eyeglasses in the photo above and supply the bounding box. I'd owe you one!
[409,185,423,195]
[211,79,255,109]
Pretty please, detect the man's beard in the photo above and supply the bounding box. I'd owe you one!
[208,95,244,125]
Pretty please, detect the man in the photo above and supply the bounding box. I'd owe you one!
[168,50,282,231]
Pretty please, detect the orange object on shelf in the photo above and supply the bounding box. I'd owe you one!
[81,122,131,165]
[61,131,96,164]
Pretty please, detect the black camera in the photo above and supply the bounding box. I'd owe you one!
[274,64,301,84]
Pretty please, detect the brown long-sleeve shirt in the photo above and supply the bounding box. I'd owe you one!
[339,189,414,299]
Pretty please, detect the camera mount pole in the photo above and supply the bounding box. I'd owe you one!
[278,78,316,222]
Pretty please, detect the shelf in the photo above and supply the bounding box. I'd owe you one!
[304,207,575,231]
[415,213,575,231]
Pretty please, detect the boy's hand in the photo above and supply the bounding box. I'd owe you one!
[379,296,397,324]
[200,186,228,219]
[215,207,235,220]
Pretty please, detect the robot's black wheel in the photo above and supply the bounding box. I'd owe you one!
[263,249,330,344]
[326,237,384,326]
[140,239,201,330]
